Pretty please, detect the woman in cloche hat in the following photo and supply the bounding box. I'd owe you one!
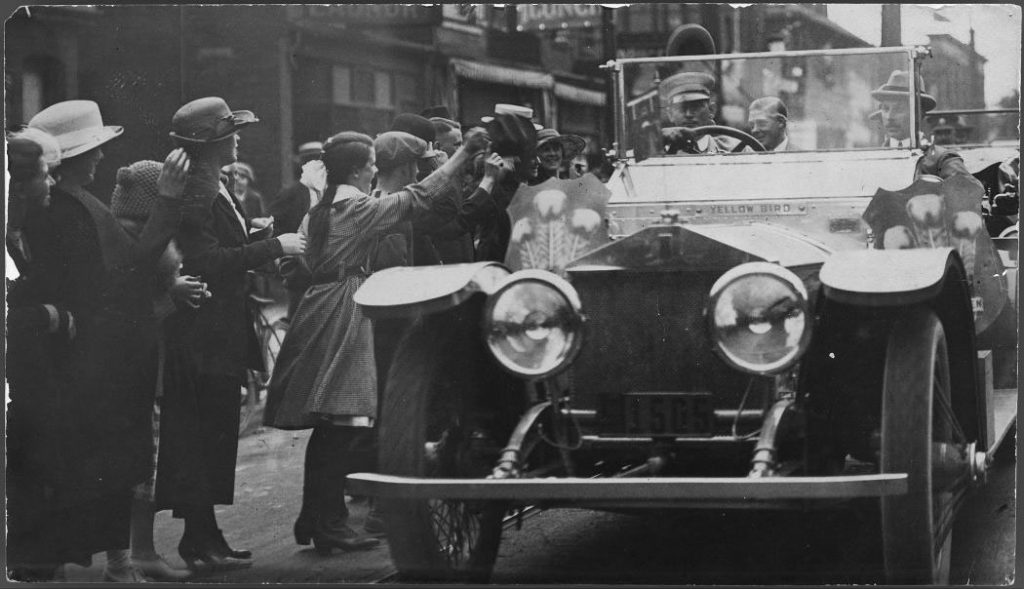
[20,99,192,582]
[534,128,587,183]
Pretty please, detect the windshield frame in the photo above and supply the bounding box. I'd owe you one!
[607,45,928,160]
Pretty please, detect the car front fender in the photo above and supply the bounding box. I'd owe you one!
[820,247,963,307]
[353,262,511,319]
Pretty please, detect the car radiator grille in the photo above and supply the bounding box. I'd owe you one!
[568,270,752,423]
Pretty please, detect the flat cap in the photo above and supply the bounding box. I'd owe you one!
[374,131,437,171]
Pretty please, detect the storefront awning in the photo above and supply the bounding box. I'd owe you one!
[554,82,606,106]
[450,58,553,89]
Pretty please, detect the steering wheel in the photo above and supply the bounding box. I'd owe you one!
[663,125,766,154]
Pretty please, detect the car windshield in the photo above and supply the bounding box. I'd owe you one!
[618,47,920,158]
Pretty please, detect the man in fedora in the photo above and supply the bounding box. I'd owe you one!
[871,70,976,181]
[159,96,306,571]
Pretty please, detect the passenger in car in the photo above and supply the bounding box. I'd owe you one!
[871,70,978,182]
[747,97,792,151]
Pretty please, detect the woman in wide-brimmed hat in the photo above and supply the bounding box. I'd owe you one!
[157,96,306,573]
[534,128,586,183]
[17,100,190,581]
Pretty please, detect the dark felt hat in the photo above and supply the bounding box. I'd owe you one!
[390,113,436,143]
[170,97,258,143]
[420,105,452,120]
[871,70,937,112]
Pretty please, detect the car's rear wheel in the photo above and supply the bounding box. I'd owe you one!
[378,311,506,583]
[880,307,970,584]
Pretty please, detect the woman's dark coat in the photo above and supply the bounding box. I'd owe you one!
[156,183,283,509]
[7,184,182,564]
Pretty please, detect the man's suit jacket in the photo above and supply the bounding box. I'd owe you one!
[173,185,283,378]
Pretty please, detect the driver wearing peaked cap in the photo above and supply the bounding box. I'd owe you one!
[659,71,740,154]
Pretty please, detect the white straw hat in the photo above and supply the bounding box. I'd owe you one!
[481,103,543,130]
[28,100,123,160]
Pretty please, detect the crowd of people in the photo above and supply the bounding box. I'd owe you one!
[5,94,597,581]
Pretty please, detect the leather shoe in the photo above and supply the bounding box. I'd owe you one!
[214,529,252,560]
[178,535,252,573]
[312,524,380,555]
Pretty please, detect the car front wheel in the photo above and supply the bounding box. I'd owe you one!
[880,307,971,584]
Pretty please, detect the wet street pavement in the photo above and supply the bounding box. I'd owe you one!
[61,427,396,584]
[60,424,1015,584]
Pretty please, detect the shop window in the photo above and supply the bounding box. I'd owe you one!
[351,70,376,104]
[20,55,64,121]
[331,65,351,106]
[394,73,419,114]
[374,72,391,108]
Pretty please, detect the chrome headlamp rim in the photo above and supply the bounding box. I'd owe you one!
[482,270,585,380]
[707,261,812,376]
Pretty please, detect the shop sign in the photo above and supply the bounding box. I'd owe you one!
[517,4,601,31]
[287,5,441,26]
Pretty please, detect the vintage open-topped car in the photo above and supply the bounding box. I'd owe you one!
[347,42,1018,584]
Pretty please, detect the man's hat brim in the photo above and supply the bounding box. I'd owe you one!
[870,89,937,112]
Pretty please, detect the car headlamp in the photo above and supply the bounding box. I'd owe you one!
[483,270,584,379]
[707,262,811,375]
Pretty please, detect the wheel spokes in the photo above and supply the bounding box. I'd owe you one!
[429,499,483,568]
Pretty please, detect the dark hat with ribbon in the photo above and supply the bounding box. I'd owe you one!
[870,70,937,112]
[660,71,716,105]
[169,97,258,143]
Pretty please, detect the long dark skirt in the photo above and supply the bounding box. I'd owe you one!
[7,472,131,569]
[154,348,242,512]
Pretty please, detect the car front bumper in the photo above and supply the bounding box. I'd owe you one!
[347,472,907,504]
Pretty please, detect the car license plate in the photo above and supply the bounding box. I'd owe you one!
[622,392,715,437]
